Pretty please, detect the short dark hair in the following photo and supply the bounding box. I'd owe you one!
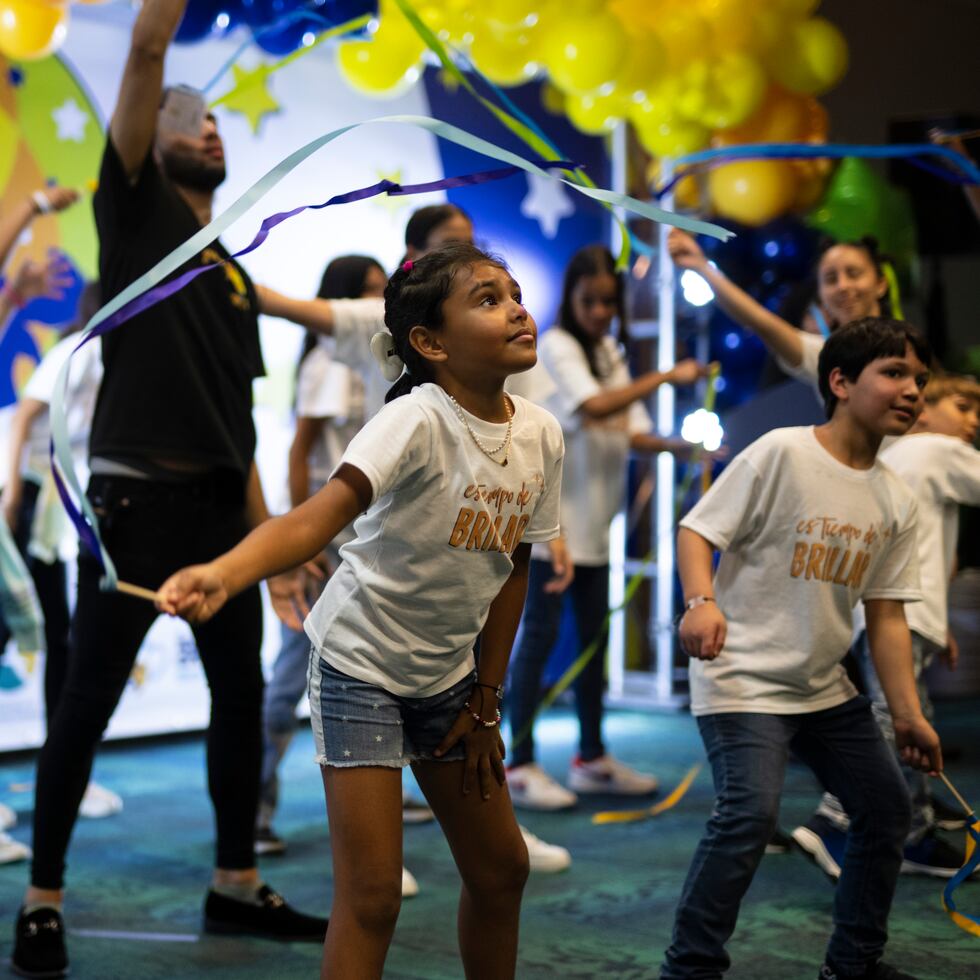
[817,316,931,419]
[557,244,629,378]
[383,242,507,402]
[404,204,471,253]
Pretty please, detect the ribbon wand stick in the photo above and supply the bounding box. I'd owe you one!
[938,771,976,818]
[115,581,159,603]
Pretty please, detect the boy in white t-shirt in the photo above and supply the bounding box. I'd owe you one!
[794,373,980,880]
[661,318,941,980]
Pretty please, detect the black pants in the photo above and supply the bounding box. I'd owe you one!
[31,474,263,889]
[0,478,70,720]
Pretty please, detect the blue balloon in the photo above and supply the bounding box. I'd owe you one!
[175,0,221,43]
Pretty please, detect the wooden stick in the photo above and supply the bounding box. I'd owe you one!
[116,580,159,603]
[932,127,980,143]
[938,771,976,818]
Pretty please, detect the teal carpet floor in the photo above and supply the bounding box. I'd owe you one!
[1,703,978,979]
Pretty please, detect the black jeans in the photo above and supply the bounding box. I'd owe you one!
[0,478,70,720]
[31,474,263,889]
[507,560,608,767]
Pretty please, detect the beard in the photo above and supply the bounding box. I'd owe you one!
[161,149,226,193]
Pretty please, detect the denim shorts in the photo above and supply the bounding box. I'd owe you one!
[309,655,476,768]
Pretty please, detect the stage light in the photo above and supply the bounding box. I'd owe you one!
[680,269,714,307]
[681,408,724,452]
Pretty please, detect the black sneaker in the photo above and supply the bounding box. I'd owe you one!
[254,826,287,856]
[765,827,795,854]
[203,885,327,942]
[11,906,68,979]
[901,830,970,878]
[932,797,969,832]
[819,959,917,979]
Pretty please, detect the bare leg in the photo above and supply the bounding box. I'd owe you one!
[320,766,404,980]
[413,761,529,980]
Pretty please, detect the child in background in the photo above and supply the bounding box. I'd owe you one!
[158,243,564,979]
[662,318,941,980]
[255,256,382,857]
[506,244,710,812]
[794,372,980,880]
[667,227,892,386]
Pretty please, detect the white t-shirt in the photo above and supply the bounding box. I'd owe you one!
[876,433,980,647]
[304,383,564,696]
[22,334,103,478]
[775,330,824,389]
[522,328,652,566]
[680,426,921,716]
[328,297,387,420]
[295,343,364,490]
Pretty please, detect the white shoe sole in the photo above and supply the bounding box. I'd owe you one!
[900,858,966,879]
[791,827,841,880]
[567,778,659,797]
[401,868,420,898]
[508,791,577,812]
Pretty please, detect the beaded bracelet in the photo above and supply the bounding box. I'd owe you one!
[463,700,501,728]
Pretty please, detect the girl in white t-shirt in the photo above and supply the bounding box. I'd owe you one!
[667,228,894,386]
[158,243,564,979]
[506,244,710,811]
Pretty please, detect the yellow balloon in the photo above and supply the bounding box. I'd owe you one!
[336,27,424,97]
[656,11,711,71]
[539,13,628,93]
[540,80,566,115]
[768,17,849,96]
[676,52,766,130]
[483,0,536,30]
[611,32,667,100]
[469,26,538,87]
[0,0,69,61]
[707,159,800,226]
[565,90,629,136]
[632,88,710,158]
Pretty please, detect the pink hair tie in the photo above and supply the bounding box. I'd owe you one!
[402,260,413,272]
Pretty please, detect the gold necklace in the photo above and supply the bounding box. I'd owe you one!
[448,394,513,466]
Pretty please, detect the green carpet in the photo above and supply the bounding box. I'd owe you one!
[1,704,978,979]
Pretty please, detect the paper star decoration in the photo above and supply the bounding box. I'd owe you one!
[520,172,575,239]
[52,98,88,143]
[218,64,281,136]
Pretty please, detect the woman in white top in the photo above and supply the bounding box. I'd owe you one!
[158,243,564,979]
[506,245,709,810]
[667,228,894,386]
[256,256,382,855]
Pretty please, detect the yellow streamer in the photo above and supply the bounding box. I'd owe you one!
[592,765,702,825]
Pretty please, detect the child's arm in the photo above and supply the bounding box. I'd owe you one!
[2,398,46,530]
[542,536,573,594]
[434,543,532,800]
[577,358,709,420]
[865,598,943,773]
[156,463,372,623]
[677,527,727,660]
[256,285,334,335]
[0,188,78,273]
[668,228,807,369]
[630,433,728,461]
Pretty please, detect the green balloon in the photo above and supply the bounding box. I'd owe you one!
[806,157,917,278]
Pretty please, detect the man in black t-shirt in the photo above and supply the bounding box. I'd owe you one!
[13,2,327,975]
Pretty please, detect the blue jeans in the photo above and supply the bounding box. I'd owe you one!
[662,697,910,979]
[258,622,312,826]
[507,560,608,767]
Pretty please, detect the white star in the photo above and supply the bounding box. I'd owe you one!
[343,749,352,757]
[52,99,88,143]
[520,172,575,239]
[375,735,383,742]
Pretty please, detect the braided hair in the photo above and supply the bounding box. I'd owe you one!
[383,243,508,402]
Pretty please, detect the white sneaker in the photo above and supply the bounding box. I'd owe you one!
[401,866,420,898]
[520,826,571,874]
[507,763,578,811]
[0,802,15,831]
[79,781,123,819]
[567,755,659,796]
[0,831,31,865]
[402,794,435,825]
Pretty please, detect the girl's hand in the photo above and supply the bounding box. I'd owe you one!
[434,706,507,800]
[35,186,80,214]
[267,560,325,631]
[667,228,707,271]
[679,602,727,660]
[669,358,713,387]
[544,537,574,594]
[156,563,228,624]
[11,253,73,303]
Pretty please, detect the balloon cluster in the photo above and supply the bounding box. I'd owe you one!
[0,0,101,62]
[331,0,846,227]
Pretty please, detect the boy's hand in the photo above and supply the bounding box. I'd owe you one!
[679,602,727,660]
[894,715,943,775]
[667,227,707,271]
[156,563,228,624]
[433,706,507,801]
